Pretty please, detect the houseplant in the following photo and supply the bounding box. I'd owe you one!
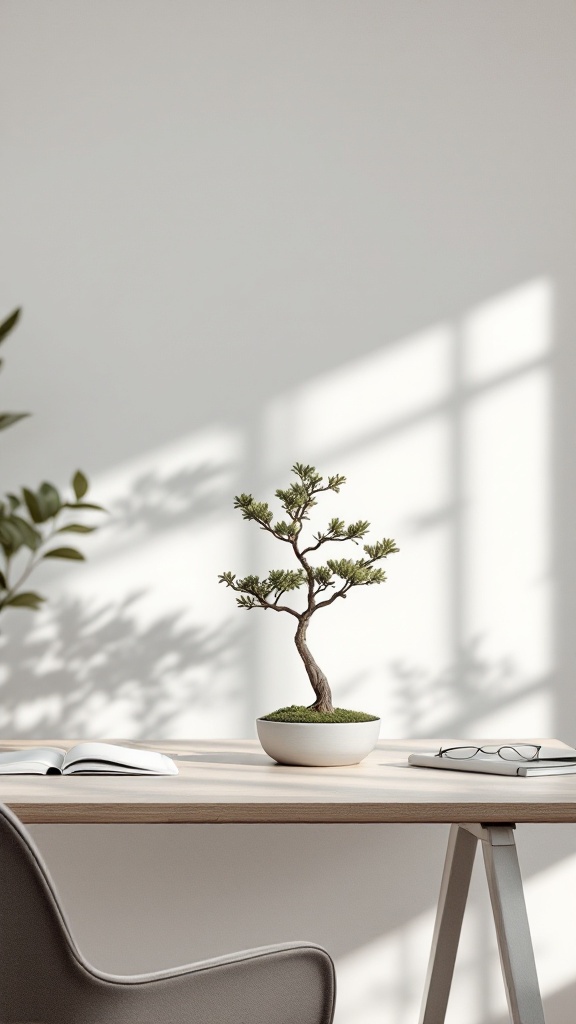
[219,463,399,765]
[0,308,106,617]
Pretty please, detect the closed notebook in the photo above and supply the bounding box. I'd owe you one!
[0,742,178,776]
[408,745,576,777]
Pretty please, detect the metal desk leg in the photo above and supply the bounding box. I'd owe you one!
[419,823,545,1024]
[419,824,477,1024]
[479,824,545,1024]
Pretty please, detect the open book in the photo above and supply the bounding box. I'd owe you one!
[408,744,576,777]
[0,742,178,776]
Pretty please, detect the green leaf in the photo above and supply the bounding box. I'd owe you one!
[326,473,346,492]
[7,494,21,510]
[55,523,97,534]
[63,502,107,513]
[0,412,30,432]
[234,573,270,599]
[292,463,323,489]
[72,470,89,499]
[272,519,298,538]
[22,488,43,524]
[266,568,306,592]
[218,571,236,586]
[37,482,61,518]
[4,591,46,610]
[363,538,400,560]
[6,515,42,550]
[0,518,24,551]
[276,483,314,513]
[0,308,21,345]
[42,547,85,561]
[0,570,7,590]
[232,495,273,524]
[312,566,334,586]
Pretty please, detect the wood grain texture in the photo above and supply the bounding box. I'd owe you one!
[1,738,576,824]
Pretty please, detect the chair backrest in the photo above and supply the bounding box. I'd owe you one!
[0,801,92,1022]
[0,802,337,1024]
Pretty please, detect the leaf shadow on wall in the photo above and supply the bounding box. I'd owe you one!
[327,636,550,739]
[0,592,239,738]
[109,458,234,537]
[0,458,242,739]
[386,637,551,738]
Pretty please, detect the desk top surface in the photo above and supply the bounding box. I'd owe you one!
[2,737,576,824]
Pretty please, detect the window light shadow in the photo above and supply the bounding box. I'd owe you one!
[259,277,553,741]
[0,278,554,748]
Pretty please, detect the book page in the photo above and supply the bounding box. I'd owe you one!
[0,747,66,774]
[62,761,170,775]
[61,742,178,774]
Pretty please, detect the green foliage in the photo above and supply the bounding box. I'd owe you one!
[0,413,29,431]
[260,705,379,723]
[219,462,399,615]
[0,307,107,616]
[220,462,399,713]
[0,472,105,614]
[233,494,273,525]
[3,591,45,610]
[0,308,21,344]
[42,546,86,561]
[313,518,370,544]
[72,470,89,499]
[325,558,387,585]
[0,308,29,433]
[218,568,307,609]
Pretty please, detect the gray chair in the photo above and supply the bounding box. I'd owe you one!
[0,801,336,1024]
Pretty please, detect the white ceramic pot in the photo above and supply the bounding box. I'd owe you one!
[256,717,381,767]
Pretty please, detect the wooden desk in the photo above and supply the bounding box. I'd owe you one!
[3,736,573,1024]
[2,736,576,825]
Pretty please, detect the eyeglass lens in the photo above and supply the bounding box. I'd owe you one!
[496,744,540,760]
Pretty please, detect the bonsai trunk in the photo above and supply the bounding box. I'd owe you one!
[294,616,333,714]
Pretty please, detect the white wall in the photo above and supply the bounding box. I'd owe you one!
[2,2,576,1021]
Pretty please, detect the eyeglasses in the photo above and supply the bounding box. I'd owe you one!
[437,744,541,761]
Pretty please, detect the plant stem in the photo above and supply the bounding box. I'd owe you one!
[1,514,60,608]
[294,615,333,714]
[287,490,336,713]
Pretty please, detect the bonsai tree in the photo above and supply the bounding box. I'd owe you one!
[219,463,398,721]
[0,308,106,615]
